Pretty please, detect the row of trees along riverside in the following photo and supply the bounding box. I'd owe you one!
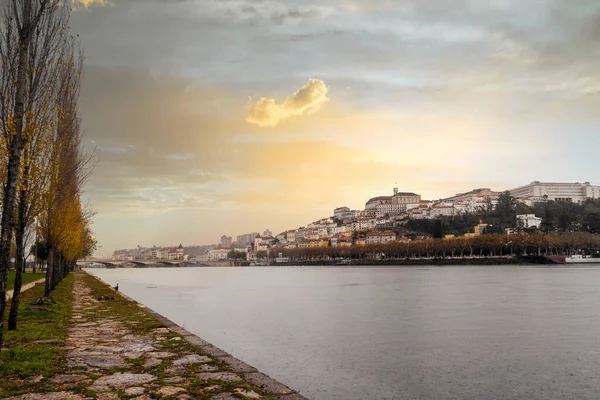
[0,0,96,350]
[269,232,600,262]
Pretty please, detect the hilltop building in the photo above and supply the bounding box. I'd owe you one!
[366,187,421,217]
[443,188,500,202]
[509,181,600,203]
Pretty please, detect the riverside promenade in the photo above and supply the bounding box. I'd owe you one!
[2,271,306,400]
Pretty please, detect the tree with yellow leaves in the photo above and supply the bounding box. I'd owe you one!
[0,0,65,350]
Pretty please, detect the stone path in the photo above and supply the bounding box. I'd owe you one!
[7,272,307,400]
[6,279,45,301]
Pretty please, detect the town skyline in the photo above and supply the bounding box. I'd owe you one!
[104,180,600,257]
[68,0,600,255]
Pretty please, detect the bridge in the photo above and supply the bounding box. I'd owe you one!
[77,259,202,268]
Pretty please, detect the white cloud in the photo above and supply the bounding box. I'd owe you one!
[246,79,329,127]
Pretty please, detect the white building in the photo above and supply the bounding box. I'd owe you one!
[286,230,296,242]
[207,248,229,260]
[365,196,391,210]
[334,206,353,219]
[517,214,542,228]
[391,188,421,204]
[220,235,233,248]
[430,206,456,218]
[510,181,600,203]
[376,203,406,217]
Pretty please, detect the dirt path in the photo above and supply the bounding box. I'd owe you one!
[6,278,45,301]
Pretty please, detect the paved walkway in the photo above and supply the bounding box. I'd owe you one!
[8,272,306,400]
[6,279,45,301]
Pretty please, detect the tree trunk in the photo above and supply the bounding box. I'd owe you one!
[8,166,30,330]
[0,0,34,350]
[44,246,54,297]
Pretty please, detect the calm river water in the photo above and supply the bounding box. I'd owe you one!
[87,266,600,400]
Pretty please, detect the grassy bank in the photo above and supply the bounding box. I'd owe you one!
[7,271,46,291]
[0,273,72,397]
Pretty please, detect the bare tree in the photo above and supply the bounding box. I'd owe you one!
[0,0,61,350]
[7,1,68,331]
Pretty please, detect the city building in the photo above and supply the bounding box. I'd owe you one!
[376,203,407,217]
[465,221,488,237]
[236,232,259,246]
[286,230,296,242]
[220,235,233,248]
[329,234,351,247]
[517,214,542,228]
[509,181,600,203]
[254,234,275,252]
[333,206,352,219]
[365,196,391,210]
[207,248,229,260]
[366,231,397,244]
[366,187,421,210]
[263,229,273,237]
[442,188,500,202]
[430,206,456,218]
[391,187,421,204]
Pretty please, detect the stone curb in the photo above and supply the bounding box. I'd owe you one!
[86,271,309,400]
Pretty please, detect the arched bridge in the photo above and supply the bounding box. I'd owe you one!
[77,259,200,268]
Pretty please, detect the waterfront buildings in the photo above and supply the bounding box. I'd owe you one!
[110,181,599,260]
[112,244,185,260]
[207,248,229,260]
[509,181,600,203]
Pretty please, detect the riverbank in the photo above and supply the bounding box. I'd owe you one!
[274,255,558,266]
[1,271,306,399]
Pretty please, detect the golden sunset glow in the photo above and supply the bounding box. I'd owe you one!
[66,0,600,254]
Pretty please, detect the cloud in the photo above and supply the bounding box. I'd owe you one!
[246,79,329,127]
[74,0,112,9]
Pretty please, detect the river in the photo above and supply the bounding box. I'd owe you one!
[87,266,600,400]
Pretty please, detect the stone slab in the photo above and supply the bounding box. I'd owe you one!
[215,355,257,373]
[245,372,295,396]
[92,372,157,389]
[197,372,242,382]
[7,393,84,400]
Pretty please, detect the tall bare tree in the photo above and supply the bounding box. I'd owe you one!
[0,0,61,349]
[7,1,68,331]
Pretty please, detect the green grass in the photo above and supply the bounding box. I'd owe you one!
[0,273,72,397]
[7,270,46,291]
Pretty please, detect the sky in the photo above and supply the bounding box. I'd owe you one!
[70,0,600,255]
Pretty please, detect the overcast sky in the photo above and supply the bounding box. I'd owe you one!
[71,0,600,254]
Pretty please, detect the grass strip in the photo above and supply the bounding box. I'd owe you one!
[7,270,46,291]
[0,273,72,397]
